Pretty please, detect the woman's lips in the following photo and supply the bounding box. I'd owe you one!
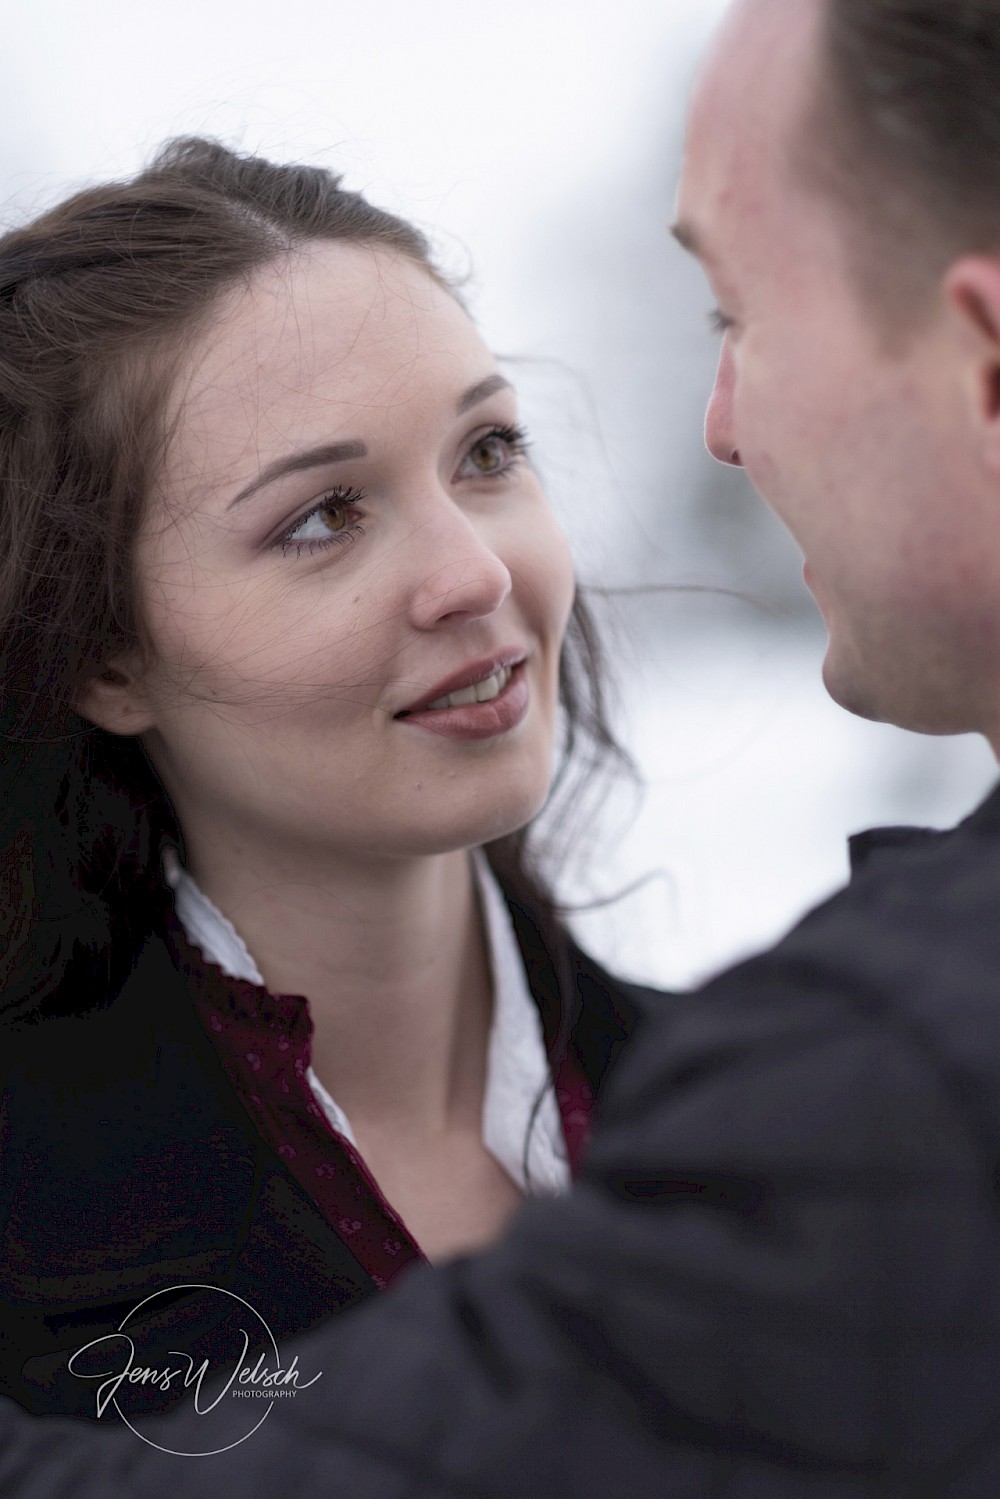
[396,651,527,715]
[395,660,529,740]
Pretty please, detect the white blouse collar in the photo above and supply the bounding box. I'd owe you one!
[163,848,569,1197]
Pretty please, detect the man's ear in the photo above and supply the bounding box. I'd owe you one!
[75,658,157,736]
[943,257,1000,457]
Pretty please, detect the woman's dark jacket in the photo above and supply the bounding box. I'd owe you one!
[0,890,660,1420]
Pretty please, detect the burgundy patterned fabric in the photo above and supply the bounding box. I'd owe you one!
[555,1057,593,1175]
[163,912,594,1289]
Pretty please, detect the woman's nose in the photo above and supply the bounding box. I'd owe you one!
[407,509,513,630]
[704,341,742,467]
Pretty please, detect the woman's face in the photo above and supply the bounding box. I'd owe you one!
[123,242,575,871]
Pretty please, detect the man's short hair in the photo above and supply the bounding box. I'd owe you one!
[803,0,1000,331]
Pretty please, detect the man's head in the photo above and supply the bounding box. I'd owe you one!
[675,0,1000,748]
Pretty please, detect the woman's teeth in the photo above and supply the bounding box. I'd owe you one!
[426,665,512,711]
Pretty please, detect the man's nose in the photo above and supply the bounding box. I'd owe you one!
[704,342,742,467]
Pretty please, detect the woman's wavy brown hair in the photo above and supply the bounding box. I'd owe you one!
[0,137,628,1044]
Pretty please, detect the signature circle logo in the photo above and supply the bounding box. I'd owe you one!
[67,1282,321,1457]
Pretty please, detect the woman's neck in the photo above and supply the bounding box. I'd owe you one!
[182,839,493,1140]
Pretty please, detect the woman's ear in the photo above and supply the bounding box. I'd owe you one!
[75,658,157,736]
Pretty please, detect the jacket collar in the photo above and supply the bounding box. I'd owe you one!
[848,773,1000,878]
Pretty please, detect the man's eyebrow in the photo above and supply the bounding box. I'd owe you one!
[670,220,705,258]
[227,440,368,510]
[456,374,513,414]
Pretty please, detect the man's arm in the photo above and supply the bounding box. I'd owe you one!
[3,870,998,1497]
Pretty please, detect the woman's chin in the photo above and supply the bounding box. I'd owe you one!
[391,779,554,859]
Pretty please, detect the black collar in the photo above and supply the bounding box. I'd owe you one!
[848,774,1000,878]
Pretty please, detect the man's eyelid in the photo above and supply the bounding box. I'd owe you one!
[695,254,740,314]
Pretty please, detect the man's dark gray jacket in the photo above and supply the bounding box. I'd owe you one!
[4,783,1000,1497]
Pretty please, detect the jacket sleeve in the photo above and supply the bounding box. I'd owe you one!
[3,891,998,1497]
[284,946,996,1497]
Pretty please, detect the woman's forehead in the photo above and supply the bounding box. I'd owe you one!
[158,242,495,504]
[187,243,479,405]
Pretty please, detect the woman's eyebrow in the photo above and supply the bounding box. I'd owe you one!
[455,374,513,414]
[226,376,513,511]
[227,440,368,510]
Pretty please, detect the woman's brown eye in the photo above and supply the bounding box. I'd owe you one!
[319,499,349,531]
[470,437,505,472]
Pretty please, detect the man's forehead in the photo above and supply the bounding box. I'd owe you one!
[677,0,824,238]
[694,0,823,103]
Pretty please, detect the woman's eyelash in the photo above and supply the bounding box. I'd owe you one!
[486,421,531,452]
[707,308,734,335]
[274,485,367,557]
[479,419,536,458]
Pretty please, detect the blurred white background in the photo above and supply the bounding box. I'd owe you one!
[5,0,995,988]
